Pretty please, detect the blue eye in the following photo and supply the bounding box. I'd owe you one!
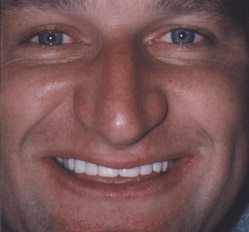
[38,31,63,46]
[171,29,196,44]
[157,28,203,45]
[29,30,72,46]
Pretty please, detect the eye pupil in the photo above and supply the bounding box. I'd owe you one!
[179,32,186,39]
[171,29,195,44]
[38,31,63,46]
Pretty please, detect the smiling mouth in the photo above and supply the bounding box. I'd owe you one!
[55,157,171,178]
[48,154,196,198]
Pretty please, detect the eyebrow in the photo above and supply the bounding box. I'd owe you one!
[1,0,226,10]
[154,0,239,19]
[1,0,239,20]
[155,0,219,13]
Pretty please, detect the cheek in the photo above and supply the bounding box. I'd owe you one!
[161,63,249,141]
[154,62,249,211]
[1,65,71,138]
[1,58,102,147]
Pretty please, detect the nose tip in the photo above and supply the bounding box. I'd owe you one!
[95,92,167,145]
[97,109,146,145]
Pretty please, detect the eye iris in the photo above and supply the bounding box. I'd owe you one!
[171,29,195,44]
[38,31,63,46]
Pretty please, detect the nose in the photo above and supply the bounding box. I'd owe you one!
[74,38,167,146]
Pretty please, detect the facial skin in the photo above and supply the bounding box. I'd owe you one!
[1,0,249,231]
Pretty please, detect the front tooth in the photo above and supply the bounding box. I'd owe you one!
[119,167,140,177]
[85,162,98,176]
[75,159,86,174]
[140,164,153,175]
[68,159,75,171]
[98,166,118,177]
[153,162,162,173]
[162,161,169,172]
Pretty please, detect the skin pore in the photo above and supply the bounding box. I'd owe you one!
[1,0,249,231]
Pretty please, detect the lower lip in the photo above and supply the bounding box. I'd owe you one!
[45,156,198,199]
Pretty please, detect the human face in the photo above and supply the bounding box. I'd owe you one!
[1,0,249,231]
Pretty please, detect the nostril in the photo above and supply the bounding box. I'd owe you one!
[143,91,168,128]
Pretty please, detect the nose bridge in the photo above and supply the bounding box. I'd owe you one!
[101,39,139,110]
[95,38,145,144]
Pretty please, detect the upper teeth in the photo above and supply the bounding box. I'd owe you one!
[56,157,170,178]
